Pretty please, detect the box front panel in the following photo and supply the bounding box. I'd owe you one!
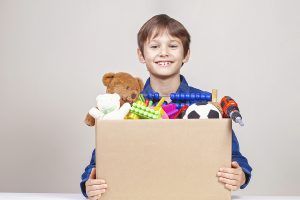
[96,119,232,200]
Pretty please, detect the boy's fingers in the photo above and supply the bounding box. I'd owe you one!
[86,179,106,186]
[93,184,108,190]
[217,171,239,180]
[88,193,102,200]
[225,183,239,191]
[86,184,108,193]
[219,167,241,175]
[89,168,96,179]
[88,196,99,200]
[87,190,100,198]
[87,189,106,197]
[218,177,238,186]
[87,191,100,199]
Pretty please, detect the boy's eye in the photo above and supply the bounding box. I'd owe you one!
[150,45,158,49]
[170,45,178,48]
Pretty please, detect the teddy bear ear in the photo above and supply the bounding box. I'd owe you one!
[102,72,115,86]
[136,77,144,91]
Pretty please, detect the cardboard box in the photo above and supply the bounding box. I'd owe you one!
[96,119,232,200]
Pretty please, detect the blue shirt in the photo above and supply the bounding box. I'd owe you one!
[80,75,252,197]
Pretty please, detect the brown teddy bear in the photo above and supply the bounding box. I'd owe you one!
[84,72,144,126]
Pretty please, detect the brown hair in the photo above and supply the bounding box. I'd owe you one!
[137,14,191,57]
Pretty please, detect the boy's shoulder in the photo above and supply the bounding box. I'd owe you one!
[179,75,210,95]
[188,86,208,94]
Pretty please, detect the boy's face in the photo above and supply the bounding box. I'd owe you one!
[137,30,190,79]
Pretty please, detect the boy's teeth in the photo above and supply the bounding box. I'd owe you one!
[157,62,171,67]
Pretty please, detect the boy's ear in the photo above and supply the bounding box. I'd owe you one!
[102,72,115,86]
[137,48,146,63]
[182,49,190,63]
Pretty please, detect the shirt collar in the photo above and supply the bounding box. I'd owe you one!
[141,74,191,95]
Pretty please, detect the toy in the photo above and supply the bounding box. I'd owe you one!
[127,95,168,119]
[144,92,211,101]
[182,89,223,119]
[162,104,178,118]
[174,102,192,109]
[88,93,120,119]
[183,102,222,119]
[103,72,144,105]
[143,92,161,101]
[152,97,169,119]
[88,93,131,120]
[210,89,223,115]
[220,96,244,126]
[85,72,144,126]
[173,105,189,119]
[126,95,145,119]
[171,91,212,109]
[170,92,211,101]
[143,92,212,101]
[130,103,161,119]
[126,95,170,119]
[103,100,132,120]
[142,92,212,109]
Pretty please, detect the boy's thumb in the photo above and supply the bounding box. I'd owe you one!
[89,168,96,179]
[232,161,239,168]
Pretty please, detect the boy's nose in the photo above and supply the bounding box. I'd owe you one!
[160,52,168,57]
[159,46,168,57]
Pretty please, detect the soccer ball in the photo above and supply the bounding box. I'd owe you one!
[183,102,222,119]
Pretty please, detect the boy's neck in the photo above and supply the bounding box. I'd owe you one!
[149,74,181,97]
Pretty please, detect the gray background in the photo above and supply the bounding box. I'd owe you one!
[0,0,299,196]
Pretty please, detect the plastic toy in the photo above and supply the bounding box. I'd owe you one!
[126,95,145,119]
[143,92,161,101]
[130,103,161,119]
[143,92,212,101]
[153,97,169,119]
[170,92,211,101]
[220,96,244,126]
[162,104,178,118]
[142,92,212,109]
[172,105,189,119]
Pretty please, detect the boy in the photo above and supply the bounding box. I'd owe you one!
[81,14,252,199]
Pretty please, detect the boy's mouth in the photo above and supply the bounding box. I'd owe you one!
[155,61,173,67]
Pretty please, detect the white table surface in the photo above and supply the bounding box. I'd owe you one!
[0,193,300,200]
[0,193,83,200]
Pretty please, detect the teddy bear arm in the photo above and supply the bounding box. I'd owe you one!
[84,113,96,126]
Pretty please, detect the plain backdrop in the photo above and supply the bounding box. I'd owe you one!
[0,0,299,196]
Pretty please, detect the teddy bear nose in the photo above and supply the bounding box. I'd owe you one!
[131,93,137,99]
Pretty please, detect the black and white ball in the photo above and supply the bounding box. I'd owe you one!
[183,102,222,119]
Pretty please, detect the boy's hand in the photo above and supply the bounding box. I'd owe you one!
[217,161,246,191]
[85,168,108,200]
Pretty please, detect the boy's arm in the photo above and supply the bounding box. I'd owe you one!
[232,130,252,189]
[80,149,96,198]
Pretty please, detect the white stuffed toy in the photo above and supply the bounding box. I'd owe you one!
[88,93,131,120]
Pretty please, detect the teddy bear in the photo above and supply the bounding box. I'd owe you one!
[84,72,144,126]
[88,93,131,120]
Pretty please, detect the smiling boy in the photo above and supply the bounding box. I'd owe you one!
[81,14,252,199]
